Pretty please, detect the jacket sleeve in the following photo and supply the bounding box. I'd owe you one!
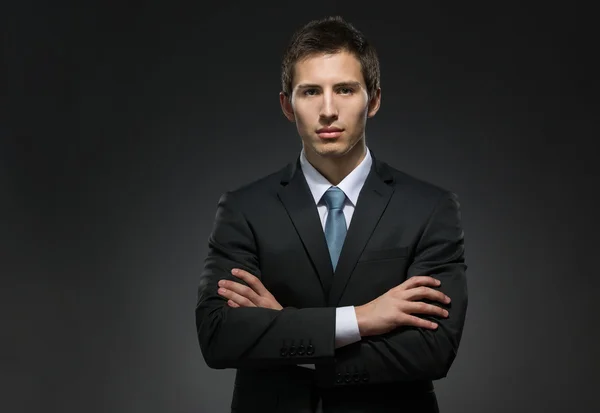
[195,191,337,369]
[315,191,468,387]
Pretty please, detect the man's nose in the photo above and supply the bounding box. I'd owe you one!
[319,92,338,120]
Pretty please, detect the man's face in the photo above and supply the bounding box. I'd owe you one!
[280,50,380,159]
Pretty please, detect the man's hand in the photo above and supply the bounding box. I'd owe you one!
[355,276,451,337]
[217,268,283,310]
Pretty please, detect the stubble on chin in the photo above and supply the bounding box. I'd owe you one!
[307,141,348,159]
[319,136,364,158]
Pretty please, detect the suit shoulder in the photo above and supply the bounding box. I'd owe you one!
[384,162,459,202]
[217,163,289,204]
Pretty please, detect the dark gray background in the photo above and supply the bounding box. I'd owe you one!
[2,1,598,412]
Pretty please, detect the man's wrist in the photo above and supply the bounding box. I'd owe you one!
[355,304,369,337]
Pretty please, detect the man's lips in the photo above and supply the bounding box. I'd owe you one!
[317,127,343,139]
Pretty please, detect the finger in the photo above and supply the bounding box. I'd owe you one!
[398,275,441,290]
[218,287,256,307]
[402,314,438,330]
[221,279,262,303]
[227,300,240,308]
[405,286,451,304]
[231,269,269,296]
[404,301,449,318]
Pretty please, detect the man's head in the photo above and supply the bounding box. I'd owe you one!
[279,16,381,161]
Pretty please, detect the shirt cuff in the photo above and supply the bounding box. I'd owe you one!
[335,306,361,349]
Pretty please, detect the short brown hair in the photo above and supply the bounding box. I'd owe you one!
[281,16,380,99]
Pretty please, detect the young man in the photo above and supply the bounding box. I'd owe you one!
[195,16,468,413]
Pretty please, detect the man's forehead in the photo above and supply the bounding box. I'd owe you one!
[296,81,363,89]
[292,52,365,86]
[294,51,361,69]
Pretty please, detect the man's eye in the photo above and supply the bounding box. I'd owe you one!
[304,89,318,96]
[339,88,353,94]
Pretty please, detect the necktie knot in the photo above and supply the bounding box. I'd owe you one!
[323,187,346,210]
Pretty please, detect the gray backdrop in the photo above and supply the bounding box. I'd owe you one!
[3,2,598,413]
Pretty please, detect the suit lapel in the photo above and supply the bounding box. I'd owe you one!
[277,158,334,297]
[327,155,395,306]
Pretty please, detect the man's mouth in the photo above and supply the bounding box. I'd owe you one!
[316,127,343,139]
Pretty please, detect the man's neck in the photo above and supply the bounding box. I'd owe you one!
[304,141,367,186]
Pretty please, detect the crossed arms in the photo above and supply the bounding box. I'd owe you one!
[195,190,468,386]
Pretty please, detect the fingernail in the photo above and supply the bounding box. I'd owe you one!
[446,296,451,303]
[443,310,449,317]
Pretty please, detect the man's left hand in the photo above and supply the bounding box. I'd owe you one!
[217,268,283,310]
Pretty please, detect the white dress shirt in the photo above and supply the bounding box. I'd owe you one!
[297,146,372,369]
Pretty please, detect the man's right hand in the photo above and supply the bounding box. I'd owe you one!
[355,276,451,337]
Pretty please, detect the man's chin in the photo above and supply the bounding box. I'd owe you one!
[312,146,347,158]
[309,140,348,156]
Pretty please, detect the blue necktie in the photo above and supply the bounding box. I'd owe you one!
[323,186,347,270]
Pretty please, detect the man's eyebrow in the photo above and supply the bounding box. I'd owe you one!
[296,81,363,89]
[335,81,362,88]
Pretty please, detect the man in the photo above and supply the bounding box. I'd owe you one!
[195,16,468,413]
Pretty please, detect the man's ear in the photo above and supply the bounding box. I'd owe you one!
[367,88,381,118]
[279,92,295,122]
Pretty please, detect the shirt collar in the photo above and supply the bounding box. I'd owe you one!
[299,147,372,206]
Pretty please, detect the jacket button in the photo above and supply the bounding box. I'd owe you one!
[297,345,305,355]
[289,345,296,356]
[306,345,314,355]
[280,347,288,357]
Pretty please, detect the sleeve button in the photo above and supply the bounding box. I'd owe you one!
[306,345,314,355]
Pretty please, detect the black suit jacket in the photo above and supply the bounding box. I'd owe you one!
[195,152,468,413]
